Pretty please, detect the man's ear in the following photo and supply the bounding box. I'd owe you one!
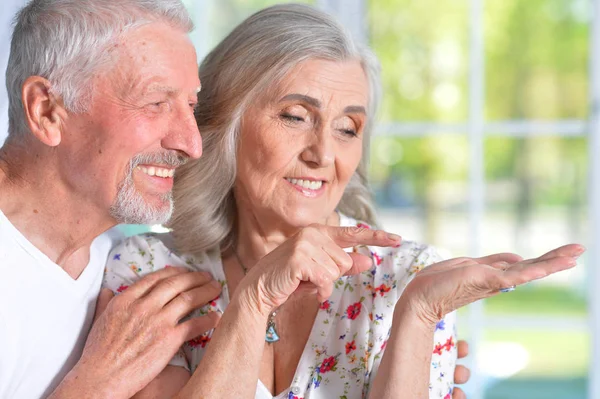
[21,76,67,147]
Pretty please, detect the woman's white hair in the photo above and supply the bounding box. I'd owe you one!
[169,3,381,255]
[6,0,193,140]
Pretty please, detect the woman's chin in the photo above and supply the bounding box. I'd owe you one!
[273,208,339,229]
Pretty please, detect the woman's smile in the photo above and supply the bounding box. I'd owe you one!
[284,177,327,198]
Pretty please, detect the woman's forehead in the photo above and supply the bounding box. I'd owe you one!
[274,59,369,107]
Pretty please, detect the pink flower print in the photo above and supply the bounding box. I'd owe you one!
[372,252,383,266]
[345,340,356,354]
[346,302,362,320]
[116,284,129,293]
[320,356,337,373]
[320,300,331,310]
[188,334,211,348]
[209,295,220,307]
[433,337,455,356]
[356,223,371,229]
[374,284,391,297]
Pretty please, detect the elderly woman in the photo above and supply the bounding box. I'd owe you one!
[102,4,583,399]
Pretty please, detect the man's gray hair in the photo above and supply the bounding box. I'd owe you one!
[6,0,193,139]
[169,3,381,256]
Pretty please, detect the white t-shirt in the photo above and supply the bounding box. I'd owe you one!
[0,210,119,398]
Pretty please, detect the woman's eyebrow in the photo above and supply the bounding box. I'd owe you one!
[279,93,321,108]
[279,93,366,115]
[344,105,366,114]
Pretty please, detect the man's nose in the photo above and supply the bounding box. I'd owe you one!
[162,106,202,159]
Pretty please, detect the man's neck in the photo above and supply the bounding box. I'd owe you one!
[0,143,116,279]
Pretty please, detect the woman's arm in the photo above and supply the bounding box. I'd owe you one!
[175,292,269,399]
[370,244,583,399]
[133,366,190,399]
[370,300,436,398]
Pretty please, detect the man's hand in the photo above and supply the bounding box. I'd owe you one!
[453,340,470,399]
[49,267,221,399]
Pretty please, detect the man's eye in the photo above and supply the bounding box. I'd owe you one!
[148,102,169,111]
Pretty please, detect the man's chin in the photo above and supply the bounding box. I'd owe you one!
[110,195,173,225]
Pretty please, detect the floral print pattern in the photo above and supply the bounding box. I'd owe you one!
[103,214,457,399]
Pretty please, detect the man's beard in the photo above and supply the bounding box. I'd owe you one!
[109,152,187,225]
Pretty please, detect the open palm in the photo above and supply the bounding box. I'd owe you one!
[401,244,584,326]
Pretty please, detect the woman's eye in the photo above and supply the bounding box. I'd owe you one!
[340,129,358,137]
[281,113,305,123]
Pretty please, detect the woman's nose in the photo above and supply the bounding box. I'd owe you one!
[300,129,334,167]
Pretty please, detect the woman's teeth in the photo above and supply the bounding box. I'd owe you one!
[286,178,323,190]
[138,166,175,178]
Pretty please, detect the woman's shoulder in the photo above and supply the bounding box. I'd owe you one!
[108,232,178,264]
[104,232,222,291]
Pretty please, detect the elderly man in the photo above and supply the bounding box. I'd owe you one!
[0,1,221,398]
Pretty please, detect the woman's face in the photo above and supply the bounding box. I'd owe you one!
[235,59,369,229]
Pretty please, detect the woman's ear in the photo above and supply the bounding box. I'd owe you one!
[21,76,67,147]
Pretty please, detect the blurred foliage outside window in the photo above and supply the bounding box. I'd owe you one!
[368,0,590,397]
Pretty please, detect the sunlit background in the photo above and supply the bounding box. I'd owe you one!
[0,1,597,398]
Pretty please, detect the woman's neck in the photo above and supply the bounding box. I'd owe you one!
[233,207,341,271]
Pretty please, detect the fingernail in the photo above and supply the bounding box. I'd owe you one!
[387,233,401,241]
[202,271,213,279]
[211,280,221,288]
[574,246,586,258]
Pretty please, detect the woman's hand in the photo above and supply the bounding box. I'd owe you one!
[399,244,585,328]
[234,224,401,316]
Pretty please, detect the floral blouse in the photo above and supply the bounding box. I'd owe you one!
[103,214,457,399]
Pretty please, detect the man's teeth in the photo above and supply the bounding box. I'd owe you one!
[138,166,175,178]
[286,178,323,190]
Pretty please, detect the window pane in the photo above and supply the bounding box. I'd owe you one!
[481,329,588,399]
[485,0,590,120]
[482,135,587,313]
[371,134,469,256]
[368,0,469,123]
[184,0,315,59]
[478,135,588,397]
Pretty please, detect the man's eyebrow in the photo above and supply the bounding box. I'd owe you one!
[144,84,179,95]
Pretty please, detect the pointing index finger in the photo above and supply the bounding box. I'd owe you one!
[324,225,401,248]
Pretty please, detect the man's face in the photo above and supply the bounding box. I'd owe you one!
[57,22,202,224]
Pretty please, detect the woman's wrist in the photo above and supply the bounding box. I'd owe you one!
[229,282,273,322]
[394,295,439,333]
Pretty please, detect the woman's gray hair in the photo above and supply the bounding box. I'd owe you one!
[169,3,381,255]
[6,0,193,140]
